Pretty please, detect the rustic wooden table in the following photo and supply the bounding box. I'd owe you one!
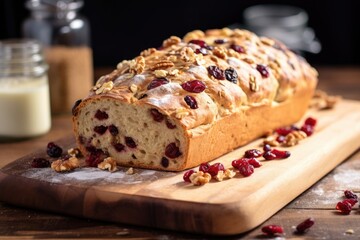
[0,66,359,239]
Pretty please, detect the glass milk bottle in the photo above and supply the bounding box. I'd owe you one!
[23,0,93,114]
[0,40,51,140]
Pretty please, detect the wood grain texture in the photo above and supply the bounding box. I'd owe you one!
[0,100,359,235]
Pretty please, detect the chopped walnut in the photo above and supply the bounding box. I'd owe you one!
[98,157,118,172]
[154,69,168,78]
[284,130,307,146]
[310,90,341,110]
[189,171,211,186]
[263,135,280,147]
[140,48,157,57]
[129,84,138,93]
[151,60,175,70]
[195,54,205,65]
[215,169,236,181]
[167,55,177,62]
[242,57,255,64]
[168,69,179,76]
[95,81,114,94]
[213,46,227,59]
[67,148,81,157]
[183,30,205,42]
[210,55,218,63]
[175,108,189,119]
[125,167,135,175]
[116,60,131,74]
[51,156,79,172]
[163,36,181,48]
[180,47,196,62]
[129,56,146,74]
[249,75,259,92]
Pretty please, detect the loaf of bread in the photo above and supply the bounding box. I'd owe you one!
[72,28,318,171]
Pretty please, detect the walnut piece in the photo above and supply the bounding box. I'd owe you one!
[175,108,189,119]
[129,84,138,93]
[183,30,205,42]
[215,169,236,181]
[213,46,227,59]
[125,167,134,175]
[284,130,307,146]
[263,135,280,147]
[129,56,146,74]
[95,81,114,95]
[180,47,196,63]
[190,171,211,186]
[154,69,168,78]
[140,48,157,57]
[162,36,181,48]
[249,75,259,92]
[67,147,81,157]
[97,157,118,172]
[310,90,341,110]
[51,156,79,172]
[151,60,175,70]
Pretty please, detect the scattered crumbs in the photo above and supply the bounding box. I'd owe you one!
[126,167,134,175]
[345,229,354,235]
[21,167,175,185]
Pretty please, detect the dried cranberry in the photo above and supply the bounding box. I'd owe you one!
[256,64,270,78]
[344,190,358,199]
[296,218,315,233]
[189,39,212,50]
[230,44,245,53]
[275,127,293,136]
[181,80,206,93]
[244,149,262,158]
[207,163,225,177]
[263,144,272,152]
[271,149,291,159]
[263,151,277,160]
[113,143,125,152]
[195,48,208,55]
[161,157,169,168]
[261,225,284,235]
[214,39,226,44]
[108,125,119,136]
[336,199,358,214]
[147,78,169,90]
[224,67,238,84]
[31,158,50,168]
[189,39,206,47]
[301,124,314,136]
[94,125,108,135]
[237,159,254,177]
[125,137,137,148]
[183,170,196,182]
[184,95,198,109]
[166,120,176,129]
[165,142,182,158]
[150,108,164,122]
[86,149,106,167]
[304,117,317,127]
[207,66,225,80]
[199,162,210,173]
[94,110,108,120]
[47,142,63,158]
[247,158,262,168]
[72,99,82,116]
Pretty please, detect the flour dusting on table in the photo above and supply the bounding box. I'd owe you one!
[21,167,176,186]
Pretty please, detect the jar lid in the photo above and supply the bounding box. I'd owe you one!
[25,0,83,12]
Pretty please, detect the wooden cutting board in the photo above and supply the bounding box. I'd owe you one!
[0,99,359,235]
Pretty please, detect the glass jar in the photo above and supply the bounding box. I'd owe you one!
[23,0,93,114]
[0,39,51,140]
